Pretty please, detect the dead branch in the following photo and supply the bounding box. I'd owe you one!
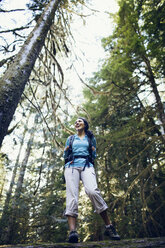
[0,8,25,12]
[0,55,15,67]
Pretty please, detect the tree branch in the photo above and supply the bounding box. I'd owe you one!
[0,8,25,13]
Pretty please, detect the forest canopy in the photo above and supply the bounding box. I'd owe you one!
[0,0,165,245]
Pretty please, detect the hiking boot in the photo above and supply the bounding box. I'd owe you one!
[68,230,78,243]
[104,224,120,240]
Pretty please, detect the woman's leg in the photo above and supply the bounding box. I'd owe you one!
[81,167,112,225]
[81,167,120,240]
[100,210,111,225]
[64,167,80,230]
[67,216,77,231]
[81,167,108,216]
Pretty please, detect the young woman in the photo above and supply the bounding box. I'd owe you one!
[64,117,120,243]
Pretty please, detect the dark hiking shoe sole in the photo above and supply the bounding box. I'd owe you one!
[69,231,78,243]
[104,225,120,240]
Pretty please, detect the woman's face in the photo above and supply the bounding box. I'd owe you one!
[75,118,85,131]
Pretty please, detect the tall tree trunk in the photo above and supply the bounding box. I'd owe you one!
[0,0,62,147]
[13,132,34,201]
[0,166,6,199]
[0,124,28,239]
[137,96,165,144]
[142,55,165,133]
[4,132,34,244]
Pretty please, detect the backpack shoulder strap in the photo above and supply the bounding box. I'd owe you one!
[87,136,93,156]
[64,135,75,164]
[87,135,95,165]
[69,135,75,149]
[87,135,92,149]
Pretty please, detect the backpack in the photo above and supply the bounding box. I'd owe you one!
[64,135,94,166]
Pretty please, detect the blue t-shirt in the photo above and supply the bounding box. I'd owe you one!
[64,134,96,168]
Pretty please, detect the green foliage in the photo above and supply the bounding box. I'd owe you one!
[81,0,165,239]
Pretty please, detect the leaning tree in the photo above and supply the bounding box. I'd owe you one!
[0,0,85,147]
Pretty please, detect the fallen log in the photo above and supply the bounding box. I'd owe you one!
[1,237,165,248]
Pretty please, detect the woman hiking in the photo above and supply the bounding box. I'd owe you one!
[64,117,120,243]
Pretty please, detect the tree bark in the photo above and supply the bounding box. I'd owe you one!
[0,124,28,224]
[4,132,34,244]
[0,164,6,199]
[0,0,62,147]
[142,55,165,133]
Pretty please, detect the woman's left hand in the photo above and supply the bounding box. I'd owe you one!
[92,146,95,151]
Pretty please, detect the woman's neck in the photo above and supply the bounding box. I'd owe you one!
[77,129,85,138]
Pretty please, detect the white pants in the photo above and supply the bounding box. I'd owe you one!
[64,166,108,217]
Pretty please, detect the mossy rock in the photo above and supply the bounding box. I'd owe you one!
[1,237,165,248]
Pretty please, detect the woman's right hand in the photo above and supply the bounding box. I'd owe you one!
[64,146,69,151]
